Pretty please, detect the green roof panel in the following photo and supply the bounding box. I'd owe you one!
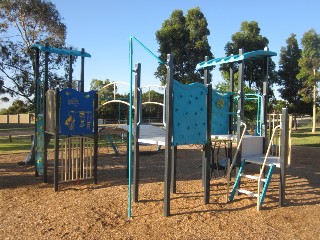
[196,49,277,70]
[30,43,91,58]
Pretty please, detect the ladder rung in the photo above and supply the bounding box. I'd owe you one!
[241,174,266,182]
[237,189,258,197]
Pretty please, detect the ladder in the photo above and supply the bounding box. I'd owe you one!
[227,125,282,210]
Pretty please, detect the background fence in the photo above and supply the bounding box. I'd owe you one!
[0,113,35,124]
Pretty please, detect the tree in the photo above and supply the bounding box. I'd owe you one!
[297,29,320,133]
[155,7,213,84]
[278,34,303,129]
[0,99,29,114]
[141,90,164,123]
[90,79,128,122]
[0,0,67,108]
[0,76,10,103]
[220,21,278,94]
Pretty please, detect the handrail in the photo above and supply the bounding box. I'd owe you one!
[257,125,281,203]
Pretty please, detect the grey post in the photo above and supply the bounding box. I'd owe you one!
[204,84,212,204]
[262,47,270,153]
[164,54,174,217]
[236,49,245,168]
[133,63,141,202]
[54,88,60,191]
[280,108,289,206]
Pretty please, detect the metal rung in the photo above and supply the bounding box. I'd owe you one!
[241,174,266,182]
[237,189,258,197]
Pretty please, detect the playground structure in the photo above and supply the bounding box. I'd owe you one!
[127,37,291,217]
[196,48,291,210]
[27,38,291,216]
[30,43,98,191]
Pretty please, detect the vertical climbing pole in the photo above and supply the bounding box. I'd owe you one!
[128,38,133,218]
[133,63,141,202]
[164,54,174,217]
[128,36,166,218]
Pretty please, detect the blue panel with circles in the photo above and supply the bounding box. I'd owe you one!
[211,91,232,134]
[172,80,208,146]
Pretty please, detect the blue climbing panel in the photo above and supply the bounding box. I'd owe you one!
[172,80,208,146]
[59,88,95,136]
[35,114,44,175]
[211,91,232,135]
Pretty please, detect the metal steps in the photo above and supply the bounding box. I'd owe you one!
[228,159,276,210]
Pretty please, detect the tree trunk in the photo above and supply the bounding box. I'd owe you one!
[312,84,316,133]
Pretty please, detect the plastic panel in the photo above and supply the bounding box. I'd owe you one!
[172,80,208,145]
[211,91,232,135]
[59,88,95,135]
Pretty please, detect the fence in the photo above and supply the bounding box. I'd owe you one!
[0,113,35,124]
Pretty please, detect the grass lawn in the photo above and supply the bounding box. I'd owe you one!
[0,124,319,155]
[291,126,320,147]
[0,137,127,155]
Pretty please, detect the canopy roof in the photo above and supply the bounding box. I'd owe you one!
[196,49,276,70]
[31,43,91,58]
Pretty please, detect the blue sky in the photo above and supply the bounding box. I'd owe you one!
[3,0,320,106]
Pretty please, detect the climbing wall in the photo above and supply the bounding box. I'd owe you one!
[35,114,44,175]
[172,80,208,145]
[211,91,232,135]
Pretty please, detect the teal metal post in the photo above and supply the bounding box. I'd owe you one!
[68,49,73,88]
[128,38,133,218]
[81,48,85,92]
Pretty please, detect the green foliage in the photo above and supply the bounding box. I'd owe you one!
[220,21,278,94]
[0,0,68,108]
[297,29,320,102]
[141,90,164,122]
[0,99,31,114]
[278,34,307,119]
[155,7,213,84]
[90,79,126,122]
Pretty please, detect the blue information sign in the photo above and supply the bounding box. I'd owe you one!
[59,88,95,136]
